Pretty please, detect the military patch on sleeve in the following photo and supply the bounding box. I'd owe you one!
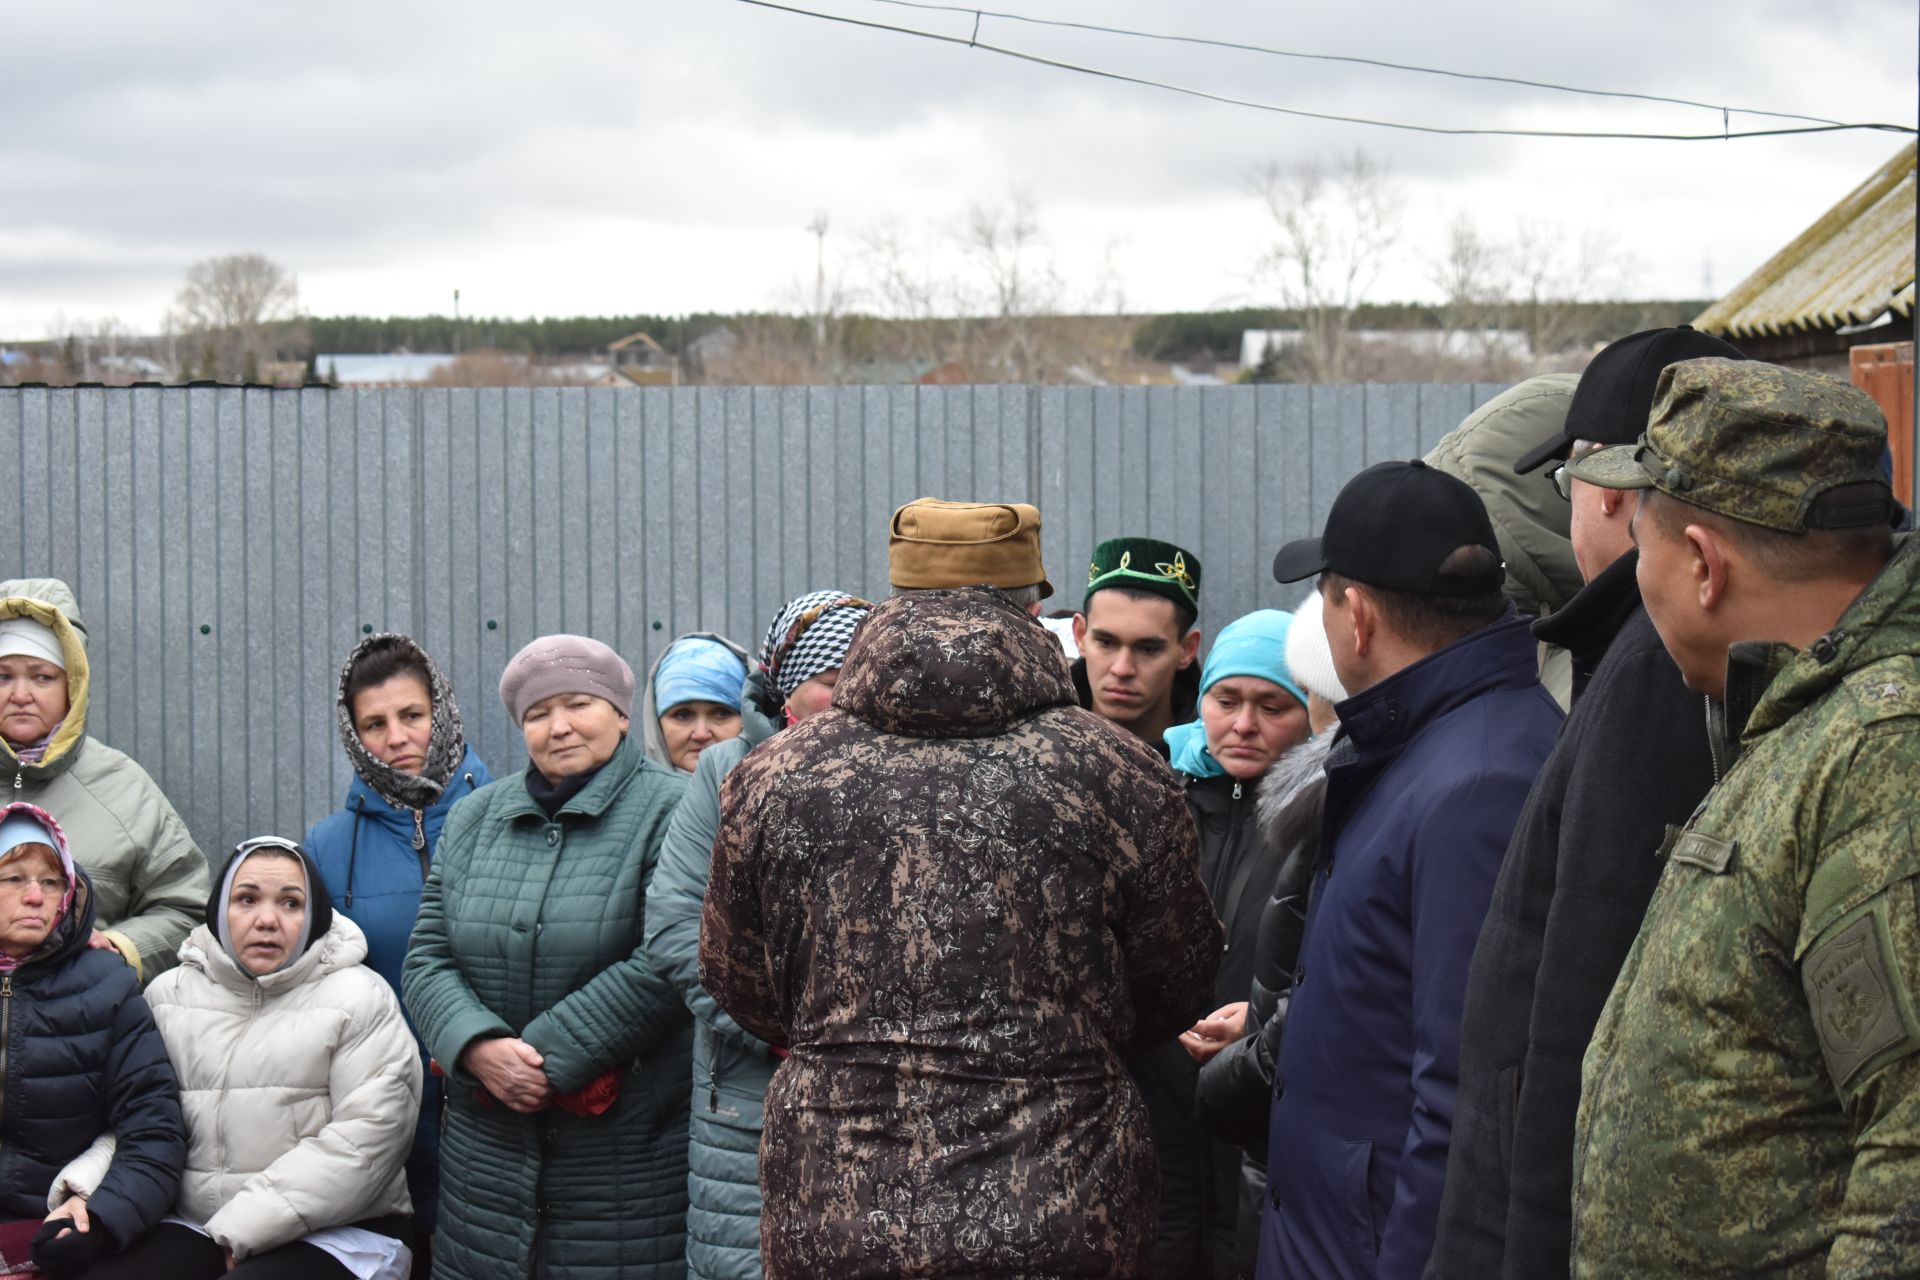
[1804,909,1915,1088]
[1669,830,1737,873]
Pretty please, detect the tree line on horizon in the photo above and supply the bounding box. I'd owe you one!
[6,151,1717,389]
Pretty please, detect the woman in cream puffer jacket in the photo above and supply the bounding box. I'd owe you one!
[93,838,421,1280]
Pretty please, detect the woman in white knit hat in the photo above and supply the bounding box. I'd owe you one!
[0,579,207,986]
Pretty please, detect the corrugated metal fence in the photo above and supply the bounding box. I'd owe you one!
[0,381,1507,854]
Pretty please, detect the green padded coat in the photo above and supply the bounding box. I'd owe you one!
[404,734,693,1279]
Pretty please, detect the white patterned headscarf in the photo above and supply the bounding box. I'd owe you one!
[760,591,873,701]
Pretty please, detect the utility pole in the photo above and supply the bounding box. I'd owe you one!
[808,213,829,356]
[453,288,462,356]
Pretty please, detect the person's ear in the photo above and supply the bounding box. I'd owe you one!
[1070,613,1088,645]
[1345,586,1375,659]
[1027,601,1045,618]
[1688,523,1728,611]
[1180,629,1201,668]
[1600,487,1628,519]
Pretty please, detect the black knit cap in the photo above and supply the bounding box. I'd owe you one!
[1273,460,1503,597]
[1513,325,1747,474]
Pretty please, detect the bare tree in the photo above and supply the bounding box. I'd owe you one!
[1253,150,1404,383]
[1425,215,1525,379]
[855,217,955,376]
[172,253,301,381]
[1509,219,1640,359]
[960,189,1070,381]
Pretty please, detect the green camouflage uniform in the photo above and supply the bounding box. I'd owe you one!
[1566,358,1920,1277]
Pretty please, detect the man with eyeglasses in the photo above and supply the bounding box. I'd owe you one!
[1427,326,1743,1280]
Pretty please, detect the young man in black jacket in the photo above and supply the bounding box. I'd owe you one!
[1425,327,1741,1280]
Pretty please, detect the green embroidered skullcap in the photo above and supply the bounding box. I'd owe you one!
[1084,537,1202,614]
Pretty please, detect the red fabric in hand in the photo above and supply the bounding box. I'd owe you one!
[0,1217,42,1274]
[553,1070,621,1116]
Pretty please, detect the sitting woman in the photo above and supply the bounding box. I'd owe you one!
[642,633,749,774]
[90,839,421,1280]
[0,804,181,1279]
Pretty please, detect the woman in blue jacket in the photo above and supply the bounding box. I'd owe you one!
[0,802,182,1278]
[304,634,489,1266]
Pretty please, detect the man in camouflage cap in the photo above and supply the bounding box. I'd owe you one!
[1563,357,1917,1277]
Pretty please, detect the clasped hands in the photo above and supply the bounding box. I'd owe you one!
[460,1036,555,1113]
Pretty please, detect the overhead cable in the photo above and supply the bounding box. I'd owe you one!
[734,0,1918,141]
[858,0,1849,128]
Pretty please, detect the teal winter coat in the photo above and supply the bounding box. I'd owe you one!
[403,735,693,1280]
[644,683,779,1280]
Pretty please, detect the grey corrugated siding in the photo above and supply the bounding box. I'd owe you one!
[0,382,1507,854]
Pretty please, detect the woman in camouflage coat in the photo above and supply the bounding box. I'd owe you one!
[701,586,1221,1279]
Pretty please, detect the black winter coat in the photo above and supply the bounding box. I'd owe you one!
[1133,766,1290,1279]
[0,869,184,1246]
[1426,552,1717,1280]
[1193,730,1331,1153]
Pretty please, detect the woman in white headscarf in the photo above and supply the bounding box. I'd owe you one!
[94,838,421,1280]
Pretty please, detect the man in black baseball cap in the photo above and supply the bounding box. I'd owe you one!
[1273,458,1506,602]
[1258,459,1562,1280]
[1428,333,1736,1277]
[1511,325,1745,476]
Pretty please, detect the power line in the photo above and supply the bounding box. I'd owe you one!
[860,0,1848,128]
[734,0,1918,141]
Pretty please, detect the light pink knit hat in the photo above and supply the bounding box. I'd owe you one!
[498,634,635,724]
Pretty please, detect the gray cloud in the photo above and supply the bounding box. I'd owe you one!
[3,0,1912,333]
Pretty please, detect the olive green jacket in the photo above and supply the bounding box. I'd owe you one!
[0,582,208,982]
[1573,535,1920,1278]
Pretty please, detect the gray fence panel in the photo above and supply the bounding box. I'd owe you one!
[1,381,1514,856]
[18,391,51,575]
[1419,383,1474,455]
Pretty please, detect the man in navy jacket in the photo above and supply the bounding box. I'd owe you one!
[1263,461,1562,1280]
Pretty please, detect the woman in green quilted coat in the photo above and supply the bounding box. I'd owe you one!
[403,634,692,1279]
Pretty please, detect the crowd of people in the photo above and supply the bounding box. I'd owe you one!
[0,325,1913,1280]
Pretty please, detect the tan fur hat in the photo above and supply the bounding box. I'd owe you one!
[888,498,1053,598]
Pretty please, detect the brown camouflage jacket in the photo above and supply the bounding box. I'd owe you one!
[1573,536,1920,1278]
[701,587,1221,1278]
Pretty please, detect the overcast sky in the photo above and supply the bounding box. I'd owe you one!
[3,0,1913,338]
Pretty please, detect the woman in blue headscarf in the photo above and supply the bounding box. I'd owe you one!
[642,635,750,775]
[1159,609,1312,1275]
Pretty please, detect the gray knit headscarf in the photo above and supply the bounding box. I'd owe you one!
[336,634,467,813]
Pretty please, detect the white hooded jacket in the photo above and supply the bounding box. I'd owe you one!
[144,913,421,1260]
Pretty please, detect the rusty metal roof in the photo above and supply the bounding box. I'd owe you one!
[1695,143,1915,339]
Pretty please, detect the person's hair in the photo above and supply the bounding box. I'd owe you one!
[1639,488,1893,581]
[1086,585,1197,636]
[345,643,433,711]
[0,842,60,873]
[893,583,1047,609]
[233,847,305,874]
[1322,544,1507,652]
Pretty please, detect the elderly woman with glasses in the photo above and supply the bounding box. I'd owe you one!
[0,803,182,1279]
